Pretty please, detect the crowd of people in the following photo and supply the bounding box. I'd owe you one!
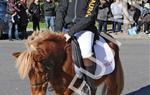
[8,0,28,40]
[5,0,149,94]
[7,0,56,40]
[7,0,149,41]
[97,0,150,35]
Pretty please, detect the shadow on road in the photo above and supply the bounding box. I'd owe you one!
[126,85,150,95]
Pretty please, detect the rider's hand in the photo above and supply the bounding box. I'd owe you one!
[64,34,71,42]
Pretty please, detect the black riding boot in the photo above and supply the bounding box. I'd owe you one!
[83,59,97,95]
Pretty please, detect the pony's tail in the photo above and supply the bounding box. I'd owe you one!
[105,46,124,95]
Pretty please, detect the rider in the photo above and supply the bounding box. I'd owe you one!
[54,0,100,94]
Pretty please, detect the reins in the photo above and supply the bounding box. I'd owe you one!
[31,71,49,88]
[30,65,54,92]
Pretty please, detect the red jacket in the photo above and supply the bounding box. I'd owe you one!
[7,0,20,14]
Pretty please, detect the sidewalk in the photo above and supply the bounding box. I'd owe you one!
[108,32,150,39]
[27,28,150,40]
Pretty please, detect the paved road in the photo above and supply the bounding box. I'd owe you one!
[0,39,149,95]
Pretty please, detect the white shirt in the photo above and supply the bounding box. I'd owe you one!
[111,2,123,19]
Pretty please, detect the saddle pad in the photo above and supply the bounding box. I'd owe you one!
[94,36,115,76]
[74,36,115,79]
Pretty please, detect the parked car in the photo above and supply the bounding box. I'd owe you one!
[0,0,9,39]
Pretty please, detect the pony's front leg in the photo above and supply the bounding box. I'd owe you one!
[52,84,64,95]
[51,77,64,95]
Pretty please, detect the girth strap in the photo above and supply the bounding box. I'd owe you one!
[71,38,86,80]
[71,38,84,68]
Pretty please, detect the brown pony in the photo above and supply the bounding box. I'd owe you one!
[13,31,124,95]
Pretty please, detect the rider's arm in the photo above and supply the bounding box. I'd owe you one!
[68,0,100,36]
[54,0,69,32]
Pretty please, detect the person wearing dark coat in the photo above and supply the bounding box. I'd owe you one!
[29,0,41,31]
[16,0,29,39]
[97,0,109,33]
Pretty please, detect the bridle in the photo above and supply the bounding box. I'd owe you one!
[30,42,69,91]
[30,64,53,91]
[31,72,49,88]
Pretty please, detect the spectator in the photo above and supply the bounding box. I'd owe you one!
[122,2,131,34]
[7,0,20,40]
[16,0,29,39]
[111,0,123,34]
[43,0,56,31]
[133,7,141,25]
[142,0,149,7]
[97,0,109,33]
[141,3,150,34]
[29,0,41,31]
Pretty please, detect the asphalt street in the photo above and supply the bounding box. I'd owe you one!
[0,39,149,95]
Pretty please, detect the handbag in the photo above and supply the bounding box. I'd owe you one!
[128,25,137,36]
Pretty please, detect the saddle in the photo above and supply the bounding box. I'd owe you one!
[71,32,99,68]
[71,33,115,79]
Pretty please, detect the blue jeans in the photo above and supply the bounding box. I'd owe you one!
[112,18,122,32]
[8,22,19,39]
[98,20,107,32]
[45,16,55,31]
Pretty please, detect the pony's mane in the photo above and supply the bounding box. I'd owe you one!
[26,31,65,48]
[16,31,66,79]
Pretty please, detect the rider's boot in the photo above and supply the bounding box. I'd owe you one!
[83,58,97,95]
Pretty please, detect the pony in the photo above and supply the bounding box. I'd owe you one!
[13,31,124,95]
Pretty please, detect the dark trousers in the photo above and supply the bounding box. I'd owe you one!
[98,20,107,32]
[32,17,40,31]
[112,18,122,32]
[144,22,150,32]
[8,22,19,39]
[18,23,28,39]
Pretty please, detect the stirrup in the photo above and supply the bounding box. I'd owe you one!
[74,65,83,79]
[81,82,92,95]
[68,74,91,95]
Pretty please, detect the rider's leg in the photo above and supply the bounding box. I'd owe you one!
[83,58,97,95]
[75,31,96,94]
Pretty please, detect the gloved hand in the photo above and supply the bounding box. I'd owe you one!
[64,33,71,42]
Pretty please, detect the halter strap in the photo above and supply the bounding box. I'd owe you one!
[31,72,49,88]
[31,78,48,88]
[64,43,71,51]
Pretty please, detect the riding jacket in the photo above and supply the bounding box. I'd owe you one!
[54,0,100,36]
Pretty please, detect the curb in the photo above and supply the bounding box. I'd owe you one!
[109,33,150,40]
[27,29,150,40]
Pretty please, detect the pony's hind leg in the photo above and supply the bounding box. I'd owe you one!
[105,75,118,95]
[105,39,124,95]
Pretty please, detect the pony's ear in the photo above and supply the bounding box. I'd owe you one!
[12,52,22,58]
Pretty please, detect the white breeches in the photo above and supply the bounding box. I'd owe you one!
[74,31,94,58]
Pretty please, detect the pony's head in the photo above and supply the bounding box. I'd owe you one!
[13,31,67,95]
